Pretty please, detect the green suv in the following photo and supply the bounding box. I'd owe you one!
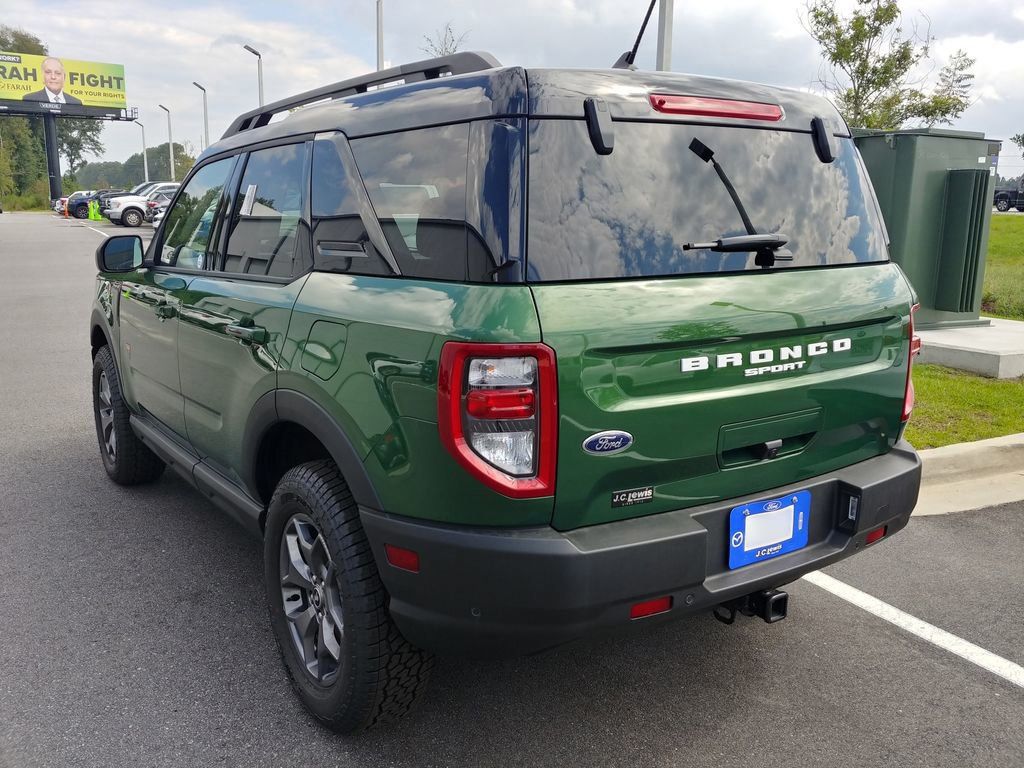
[89,52,922,732]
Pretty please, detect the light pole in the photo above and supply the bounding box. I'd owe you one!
[192,81,209,150]
[656,0,674,71]
[376,0,384,70]
[243,44,264,106]
[135,120,149,182]
[158,104,174,182]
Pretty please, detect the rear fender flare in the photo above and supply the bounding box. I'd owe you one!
[242,390,382,511]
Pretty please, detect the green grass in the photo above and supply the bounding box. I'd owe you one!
[982,215,1024,321]
[905,364,1024,449]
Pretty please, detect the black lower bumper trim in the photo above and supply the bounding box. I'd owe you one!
[360,443,921,658]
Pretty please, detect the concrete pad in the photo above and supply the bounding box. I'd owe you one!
[914,432,1024,515]
[918,317,1024,378]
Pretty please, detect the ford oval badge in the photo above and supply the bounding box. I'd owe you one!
[582,430,634,456]
[764,500,782,512]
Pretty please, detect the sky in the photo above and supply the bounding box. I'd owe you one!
[2,0,1022,175]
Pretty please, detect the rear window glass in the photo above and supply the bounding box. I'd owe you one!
[526,121,888,282]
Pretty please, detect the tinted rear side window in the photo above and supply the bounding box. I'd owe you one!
[527,121,888,281]
[310,136,392,276]
[352,124,470,281]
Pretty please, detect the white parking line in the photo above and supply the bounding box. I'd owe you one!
[803,570,1024,689]
[86,226,108,237]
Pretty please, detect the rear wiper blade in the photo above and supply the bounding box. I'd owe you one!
[683,233,790,253]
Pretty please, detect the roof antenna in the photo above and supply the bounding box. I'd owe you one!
[612,0,658,70]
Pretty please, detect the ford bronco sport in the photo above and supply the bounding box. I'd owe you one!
[90,52,922,733]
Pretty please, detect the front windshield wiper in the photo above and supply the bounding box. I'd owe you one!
[687,138,792,268]
[683,233,789,253]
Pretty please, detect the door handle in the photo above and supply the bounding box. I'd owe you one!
[154,302,176,319]
[226,324,268,344]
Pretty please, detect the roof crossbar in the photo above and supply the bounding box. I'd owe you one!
[222,51,502,138]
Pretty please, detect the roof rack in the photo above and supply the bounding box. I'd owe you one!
[222,51,502,138]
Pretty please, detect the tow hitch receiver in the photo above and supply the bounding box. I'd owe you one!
[713,589,789,625]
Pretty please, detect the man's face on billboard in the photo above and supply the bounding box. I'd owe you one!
[42,59,65,93]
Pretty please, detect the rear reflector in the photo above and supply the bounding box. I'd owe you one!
[630,596,673,619]
[384,544,420,573]
[865,526,887,545]
[649,94,784,122]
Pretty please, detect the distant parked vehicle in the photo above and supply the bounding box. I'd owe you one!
[63,190,95,217]
[144,190,175,222]
[69,189,125,219]
[994,180,1024,212]
[107,184,179,227]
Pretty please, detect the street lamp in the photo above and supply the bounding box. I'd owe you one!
[158,104,174,182]
[135,120,149,182]
[243,44,264,106]
[193,81,209,150]
[376,0,384,70]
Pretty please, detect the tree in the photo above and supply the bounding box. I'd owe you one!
[57,118,105,175]
[1011,134,1024,153]
[420,23,469,58]
[803,0,975,130]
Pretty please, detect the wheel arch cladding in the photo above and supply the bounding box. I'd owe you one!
[243,389,383,514]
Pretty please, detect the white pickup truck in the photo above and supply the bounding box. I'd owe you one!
[106,183,179,227]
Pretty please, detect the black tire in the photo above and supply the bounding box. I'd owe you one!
[995,198,1010,212]
[264,461,433,733]
[74,204,88,219]
[92,345,165,485]
[122,208,143,227]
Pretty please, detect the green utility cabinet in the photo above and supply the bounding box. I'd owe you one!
[854,128,1001,329]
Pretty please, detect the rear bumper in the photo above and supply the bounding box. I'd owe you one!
[361,442,921,658]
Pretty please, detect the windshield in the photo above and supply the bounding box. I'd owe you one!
[526,120,888,281]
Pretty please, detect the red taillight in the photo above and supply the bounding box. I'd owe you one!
[865,526,887,545]
[438,342,558,499]
[466,387,535,420]
[902,304,921,422]
[384,544,420,573]
[630,596,673,620]
[649,94,784,121]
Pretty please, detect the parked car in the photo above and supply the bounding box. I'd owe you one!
[90,52,922,734]
[994,179,1024,212]
[67,189,125,219]
[144,190,175,222]
[53,197,67,214]
[63,190,95,218]
[107,184,179,227]
[102,182,173,214]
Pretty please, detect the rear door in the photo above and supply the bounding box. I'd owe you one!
[526,119,915,531]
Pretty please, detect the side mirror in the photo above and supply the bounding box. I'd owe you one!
[96,235,143,273]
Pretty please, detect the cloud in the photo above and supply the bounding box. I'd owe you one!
[8,0,1021,168]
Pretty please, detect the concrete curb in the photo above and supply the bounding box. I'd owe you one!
[914,432,1024,515]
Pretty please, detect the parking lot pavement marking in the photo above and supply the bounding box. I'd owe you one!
[86,226,108,237]
[803,570,1024,689]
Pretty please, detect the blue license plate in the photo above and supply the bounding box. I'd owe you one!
[728,490,811,569]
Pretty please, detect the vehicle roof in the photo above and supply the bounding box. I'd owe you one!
[200,63,848,164]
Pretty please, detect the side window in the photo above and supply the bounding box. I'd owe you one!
[223,143,311,279]
[310,136,392,276]
[352,124,470,281]
[158,159,233,269]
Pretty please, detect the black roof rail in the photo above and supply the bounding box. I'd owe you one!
[221,51,502,139]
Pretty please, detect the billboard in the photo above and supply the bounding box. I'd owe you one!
[0,51,128,118]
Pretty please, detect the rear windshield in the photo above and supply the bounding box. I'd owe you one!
[526,121,888,282]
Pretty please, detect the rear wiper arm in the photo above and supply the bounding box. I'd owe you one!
[683,233,789,253]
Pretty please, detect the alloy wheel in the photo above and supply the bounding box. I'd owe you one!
[279,514,345,684]
[97,370,116,462]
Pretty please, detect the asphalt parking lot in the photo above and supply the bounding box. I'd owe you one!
[1,211,1021,768]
